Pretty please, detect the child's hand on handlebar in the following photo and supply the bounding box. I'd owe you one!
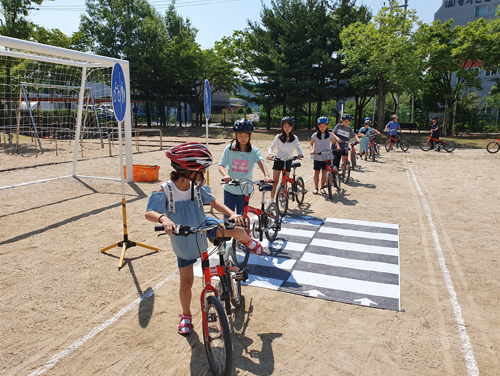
[222,175,231,183]
[297,155,303,159]
[159,216,177,235]
[264,175,273,184]
[228,213,245,227]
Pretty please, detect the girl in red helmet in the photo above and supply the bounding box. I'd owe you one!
[145,142,263,336]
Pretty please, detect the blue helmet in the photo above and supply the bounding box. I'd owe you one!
[342,113,352,121]
[233,118,254,133]
[364,117,371,121]
[317,116,329,125]
[281,116,295,126]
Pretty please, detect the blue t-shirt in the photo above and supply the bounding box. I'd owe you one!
[431,122,440,137]
[386,121,400,136]
[218,144,263,196]
[146,183,222,261]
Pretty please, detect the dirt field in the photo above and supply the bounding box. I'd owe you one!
[1,130,499,376]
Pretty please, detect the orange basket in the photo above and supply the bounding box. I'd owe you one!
[123,165,160,182]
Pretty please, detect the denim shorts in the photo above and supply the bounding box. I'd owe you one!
[176,227,218,269]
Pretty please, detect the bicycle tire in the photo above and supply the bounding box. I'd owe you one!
[375,144,380,155]
[400,139,409,152]
[294,177,306,205]
[420,140,432,151]
[230,238,250,269]
[351,152,356,169]
[276,184,288,217]
[486,141,500,153]
[371,146,376,162]
[215,280,231,317]
[203,295,232,376]
[342,162,350,184]
[385,139,392,152]
[442,140,456,152]
[326,171,333,200]
[221,250,242,310]
[264,202,280,242]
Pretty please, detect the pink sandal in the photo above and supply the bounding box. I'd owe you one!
[178,314,193,336]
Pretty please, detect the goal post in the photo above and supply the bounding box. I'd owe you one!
[0,35,134,183]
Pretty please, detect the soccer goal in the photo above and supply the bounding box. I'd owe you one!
[0,35,134,186]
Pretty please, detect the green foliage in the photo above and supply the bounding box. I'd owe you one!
[245,106,252,114]
[236,107,245,114]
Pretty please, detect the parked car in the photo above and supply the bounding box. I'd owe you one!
[96,107,115,121]
[133,107,146,118]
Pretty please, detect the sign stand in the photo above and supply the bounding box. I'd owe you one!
[204,79,211,185]
[100,63,158,269]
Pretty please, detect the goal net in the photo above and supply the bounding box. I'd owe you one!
[0,36,134,187]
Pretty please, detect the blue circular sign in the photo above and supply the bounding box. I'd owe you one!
[112,63,127,122]
[204,79,211,120]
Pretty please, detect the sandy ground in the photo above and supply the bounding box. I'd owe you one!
[1,133,499,376]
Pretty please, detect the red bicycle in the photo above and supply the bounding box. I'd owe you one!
[368,135,378,162]
[316,149,341,200]
[420,135,456,152]
[349,141,358,169]
[386,134,409,152]
[156,219,244,376]
[486,135,500,153]
[273,156,307,217]
[224,179,281,269]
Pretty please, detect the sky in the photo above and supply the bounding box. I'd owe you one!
[27,0,442,50]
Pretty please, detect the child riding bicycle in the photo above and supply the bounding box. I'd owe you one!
[267,116,304,201]
[145,142,264,336]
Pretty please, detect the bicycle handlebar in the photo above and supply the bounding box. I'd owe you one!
[155,219,237,236]
[221,178,274,186]
[269,156,298,162]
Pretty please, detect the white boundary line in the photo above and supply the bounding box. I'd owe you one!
[406,154,478,376]
[27,271,179,376]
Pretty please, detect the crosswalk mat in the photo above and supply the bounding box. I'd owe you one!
[194,214,401,311]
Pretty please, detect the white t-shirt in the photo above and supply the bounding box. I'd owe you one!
[311,132,335,161]
[267,134,303,160]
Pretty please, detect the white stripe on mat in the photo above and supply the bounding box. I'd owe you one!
[243,274,283,290]
[301,252,399,275]
[281,217,323,227]
[279,227,317,238]
[325,217,399,230]
[311,238,399,256]
[319,226,399,242]
[287,270,400,299]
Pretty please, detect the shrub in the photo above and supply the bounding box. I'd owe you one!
[236,107,245,114]
[245,106,253,114]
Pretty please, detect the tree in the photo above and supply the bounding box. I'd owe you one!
[341,7,426,130]
[418,18,489,134]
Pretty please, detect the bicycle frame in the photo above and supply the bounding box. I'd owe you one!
[276,157,298,202]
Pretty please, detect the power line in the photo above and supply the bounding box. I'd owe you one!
[36,0,243,11]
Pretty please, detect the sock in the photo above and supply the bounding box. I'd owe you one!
[269,198,275,203]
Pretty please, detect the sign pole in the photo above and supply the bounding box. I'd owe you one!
[204,79,211,185]
[100,63,158,269]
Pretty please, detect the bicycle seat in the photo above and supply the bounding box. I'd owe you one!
[291,162,301,168]
[259,184,273,192]
[209,237,232,246]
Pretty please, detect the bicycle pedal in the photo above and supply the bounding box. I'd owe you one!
[233,268,249,282]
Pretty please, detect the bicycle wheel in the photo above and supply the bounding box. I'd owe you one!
[442,140,456,152]
[486,141,500,153]
[294,177,306,205]
[400,139,409,152]
[371,146,376,161]
[264,202,280,242]
[215,279,231,316]
[351,152,356,169]
[222,251,242,309]
[276,184,288,217]
[230,238,250,269]
[375,144,380,155]
[203,295,232,376]
[385,140,392,152]
[420,140,432,151]
[342,162,350,184]
[326,171,333,199]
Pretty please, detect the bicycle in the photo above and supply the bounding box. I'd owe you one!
[349,141,357,169]
[486,135,500,153]
[224,179,281,269]
[156,219,246,376]
[420,135,456,152]
[368,135,377,162]
[339,143,351,184]
[385,134,409,152]
[315,149,341,200]
[273,156,308,217]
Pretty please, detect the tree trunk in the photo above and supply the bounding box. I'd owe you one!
[308,100,312,130]
[316,100,323,121]
[377,75,385,131]
[178,98,182,127]
[266,105,271,131]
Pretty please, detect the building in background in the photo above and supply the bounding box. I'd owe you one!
[434,0,499,102]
